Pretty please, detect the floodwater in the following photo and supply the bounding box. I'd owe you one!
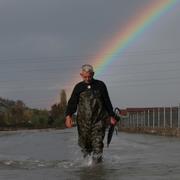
[0,128,180,180]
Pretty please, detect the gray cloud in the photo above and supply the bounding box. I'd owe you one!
[0,0,179,109]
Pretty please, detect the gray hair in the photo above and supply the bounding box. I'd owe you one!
[81,64,94,73]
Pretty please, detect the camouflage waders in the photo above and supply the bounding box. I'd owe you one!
[76,88,108,161]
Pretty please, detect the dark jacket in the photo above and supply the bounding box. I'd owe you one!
[66,79,115,118]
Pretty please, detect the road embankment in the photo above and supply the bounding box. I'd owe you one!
[119,127,180,137]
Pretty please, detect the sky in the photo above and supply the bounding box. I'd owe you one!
[0,0,180,110]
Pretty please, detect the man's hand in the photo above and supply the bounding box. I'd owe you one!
[110,116,117,126]
[65,115,73,128]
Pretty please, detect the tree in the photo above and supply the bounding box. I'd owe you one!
[59,89,67,114]
[49,89,67,128]
[10,100,25,126]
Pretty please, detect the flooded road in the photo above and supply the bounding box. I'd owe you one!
[0,128,180,180]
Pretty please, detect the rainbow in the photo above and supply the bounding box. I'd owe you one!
[60,0,178,102]
[92,0,178,76]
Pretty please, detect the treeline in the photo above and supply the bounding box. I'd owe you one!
[0,90,68,130]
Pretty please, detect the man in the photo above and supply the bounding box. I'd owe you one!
[65,64,116,163]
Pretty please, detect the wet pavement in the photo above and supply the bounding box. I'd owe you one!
[0,128,180,180]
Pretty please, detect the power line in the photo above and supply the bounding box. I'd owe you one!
[101,67,180,76]
[1,75,180,89]
[110,78,180,87]
[0,48,179,63]
[0,58,180,74]
[1,77,179,106]
[0,67,180,83]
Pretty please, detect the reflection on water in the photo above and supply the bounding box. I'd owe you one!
[0,159,73,170]
[0,129,180,180]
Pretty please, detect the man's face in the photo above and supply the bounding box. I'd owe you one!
[80,71,94,84]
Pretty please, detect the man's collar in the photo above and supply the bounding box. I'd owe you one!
[83,78,95,85]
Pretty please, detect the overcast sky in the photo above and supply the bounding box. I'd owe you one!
[0,0,180,110]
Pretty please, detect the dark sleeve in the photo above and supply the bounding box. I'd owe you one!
[65,84,79,116]
[101,82,115,117]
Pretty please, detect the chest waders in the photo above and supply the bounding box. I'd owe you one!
[76,88,108,161]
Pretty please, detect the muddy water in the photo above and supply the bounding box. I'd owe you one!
[0,128,180,180]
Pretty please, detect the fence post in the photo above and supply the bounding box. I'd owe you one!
[129,114,131,128]
[158,108,160,128]
[164,107,166,128]
[130,113,132,128]
[170,105,172,128]
[153,108,155,128]
[133,113,135,128]
[132,114,134,128]
[144,111,146,127]
[141,112,143,127]
[178,104,180,128]
[137,112,139,127]
[148,109,150,128]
